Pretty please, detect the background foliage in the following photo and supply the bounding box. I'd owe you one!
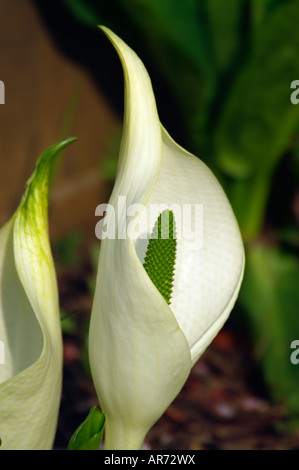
[42,0,299,423]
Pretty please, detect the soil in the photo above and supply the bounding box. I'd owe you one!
[54,264,299,451]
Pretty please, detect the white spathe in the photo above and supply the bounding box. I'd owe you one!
[89,27,245,450]
[0,139,75,449]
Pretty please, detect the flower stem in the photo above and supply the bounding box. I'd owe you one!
[103,418,146,450]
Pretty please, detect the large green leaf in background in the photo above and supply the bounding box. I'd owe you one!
[214,0,299,238]
[240,245,299,418]
[58,0,299,423]
[205,0,245,74]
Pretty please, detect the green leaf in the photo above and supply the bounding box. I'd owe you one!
[67,406,105,450]
[143,210,177,305]
[205,0,247,75]
[239,244,299,417]
[250,0,271,28]
[213,0,299,237]
[61,0,102,27]
[215,1,299,178]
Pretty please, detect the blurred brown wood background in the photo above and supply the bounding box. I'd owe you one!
[0,0,119,245]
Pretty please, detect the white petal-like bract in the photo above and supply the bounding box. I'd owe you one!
[89,27,245,450]
[0,138,76,449]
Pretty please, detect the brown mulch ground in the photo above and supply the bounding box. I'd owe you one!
[54,265,299,451]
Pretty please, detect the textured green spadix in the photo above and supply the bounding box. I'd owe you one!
[143,210,176,305]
